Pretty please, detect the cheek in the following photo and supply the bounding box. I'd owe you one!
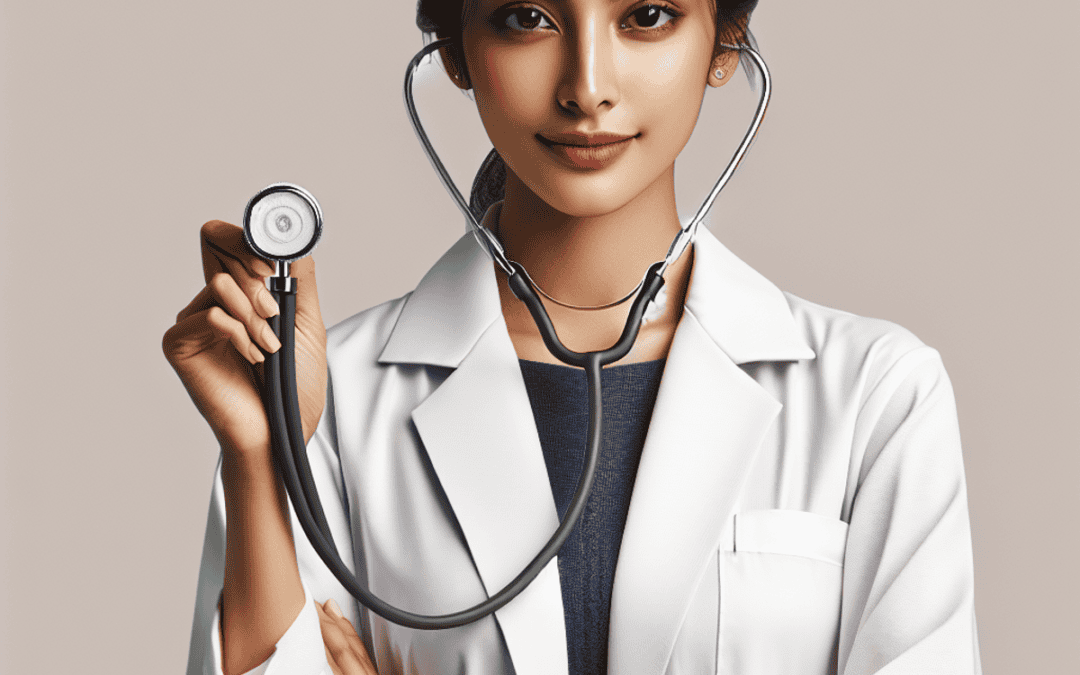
[630,47,708,159]
[649,41,687,83]
[473,45,553,145]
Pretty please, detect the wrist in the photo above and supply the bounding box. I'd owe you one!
[221,446,280,491]
[219,431,273,463]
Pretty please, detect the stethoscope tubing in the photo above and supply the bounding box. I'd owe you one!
[260,36,771,630]
[265,284,624,629]
[268,261,663,628]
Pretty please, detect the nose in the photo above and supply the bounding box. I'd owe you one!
[556,13,620,116]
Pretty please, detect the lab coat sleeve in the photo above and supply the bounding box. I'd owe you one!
[185,381,357,675]
[838,346,982,674]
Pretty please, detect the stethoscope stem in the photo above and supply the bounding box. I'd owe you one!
[269,260,296,294]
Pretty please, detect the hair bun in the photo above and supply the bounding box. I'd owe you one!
[469,149,507,221]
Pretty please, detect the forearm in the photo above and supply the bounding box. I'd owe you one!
[220,449,306,675]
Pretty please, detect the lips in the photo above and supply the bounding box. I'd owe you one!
[537,130,639,170]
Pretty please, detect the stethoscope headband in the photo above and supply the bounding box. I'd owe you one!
[402,38,773,282]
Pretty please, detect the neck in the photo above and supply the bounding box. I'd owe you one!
[489,166,695,363]
[496,168,683,307]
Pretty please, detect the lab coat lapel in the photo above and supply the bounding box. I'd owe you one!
[607,228,815,675]
[380,209,569,675]
[410,323,569,675]
[606,311,780,675]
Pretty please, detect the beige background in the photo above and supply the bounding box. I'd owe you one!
[1,0,1076,672]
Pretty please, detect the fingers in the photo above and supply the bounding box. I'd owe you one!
[324,640,344,675]
[200,218,319,335]
[200,220,275,284]
[288,255,322,323]
[164,306,265,366]
[180,273,281,353]
[316,600,377,675]
[199,220,281,316]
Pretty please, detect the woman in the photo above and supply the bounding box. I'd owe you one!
[166,1,982,673]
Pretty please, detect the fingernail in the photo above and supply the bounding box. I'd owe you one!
[261,323,282,352]
[326,599,343,618]
[258,288,280,318]
[248,344,265,363]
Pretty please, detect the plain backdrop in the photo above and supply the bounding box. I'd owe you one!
[1,1,1076,672]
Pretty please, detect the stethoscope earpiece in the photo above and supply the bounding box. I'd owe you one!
[243,183,323,264]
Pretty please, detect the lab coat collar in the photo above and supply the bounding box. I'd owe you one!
[379,202,816,367]
[377,211,503,367]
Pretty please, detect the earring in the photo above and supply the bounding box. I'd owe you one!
[714,68,725,80]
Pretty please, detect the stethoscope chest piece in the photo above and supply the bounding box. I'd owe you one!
[243,183,323,264]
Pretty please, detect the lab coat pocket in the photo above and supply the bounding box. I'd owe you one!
[718,510,848,675]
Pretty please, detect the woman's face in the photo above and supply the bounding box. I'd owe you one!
[460,0,720,217]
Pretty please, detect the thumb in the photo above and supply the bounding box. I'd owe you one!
[286,255,323,326]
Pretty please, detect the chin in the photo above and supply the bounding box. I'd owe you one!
[523,165,658,218]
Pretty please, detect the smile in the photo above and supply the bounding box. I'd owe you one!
[536,132,639,170]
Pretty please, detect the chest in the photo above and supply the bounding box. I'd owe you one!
[332,356,856,675]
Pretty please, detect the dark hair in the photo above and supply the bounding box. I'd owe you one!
[415,0,761,220]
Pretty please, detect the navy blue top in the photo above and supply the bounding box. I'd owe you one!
[518,358,666,675]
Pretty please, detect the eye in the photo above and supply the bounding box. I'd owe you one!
[501,7,555,32]
[622,4,680,31]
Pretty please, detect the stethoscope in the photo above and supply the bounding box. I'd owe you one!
[241,38,771,629]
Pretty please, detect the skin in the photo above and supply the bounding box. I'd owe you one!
[163,222,326,675]
[318,599,379,674]
[458,0,739,363]
[162,1,743,672]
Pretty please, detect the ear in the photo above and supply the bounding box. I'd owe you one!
[438,41,472,90]
[707,49,741,88]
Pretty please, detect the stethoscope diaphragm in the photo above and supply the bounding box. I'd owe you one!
[243,183,323,263]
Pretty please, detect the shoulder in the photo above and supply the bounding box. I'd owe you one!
[782,291,946,392]
[776,293,954,450]
[778,294,963,501]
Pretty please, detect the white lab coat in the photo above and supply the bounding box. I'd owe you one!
[186,205,982,675]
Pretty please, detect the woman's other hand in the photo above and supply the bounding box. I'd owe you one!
[162,219,328,460]
[318,599,379,675]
